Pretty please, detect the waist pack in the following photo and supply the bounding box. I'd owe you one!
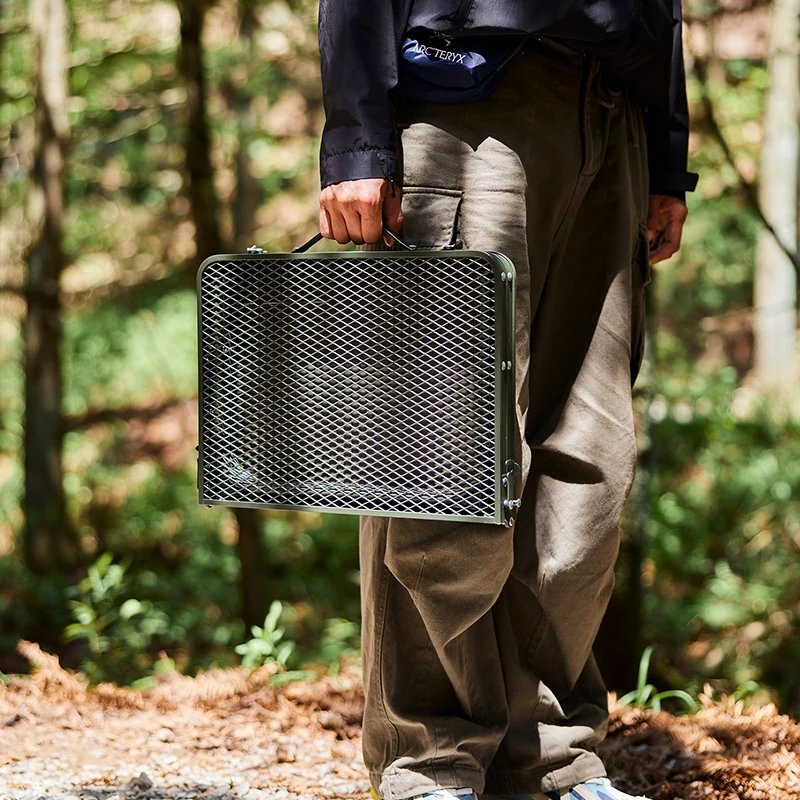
[398,30,529,104]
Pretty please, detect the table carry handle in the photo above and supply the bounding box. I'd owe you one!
[292,225,418,254]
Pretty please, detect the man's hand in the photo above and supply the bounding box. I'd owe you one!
[646,194,688,264]
[320,178,403,246]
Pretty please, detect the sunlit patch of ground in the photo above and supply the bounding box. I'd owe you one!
[1,642,798,800]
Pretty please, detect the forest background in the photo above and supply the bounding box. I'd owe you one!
[2,0,800,716]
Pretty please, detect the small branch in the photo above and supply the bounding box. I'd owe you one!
[68,41,138,68]
[0,18,28,35]
[64,396,196,432]
[686,3,765,22]
[0,263,191,309]
[691,55,800,280]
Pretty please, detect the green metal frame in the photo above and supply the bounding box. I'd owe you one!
[196,248,519,527]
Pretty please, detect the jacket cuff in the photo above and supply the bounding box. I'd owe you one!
[649,169,699,197]
[320,147,401,189]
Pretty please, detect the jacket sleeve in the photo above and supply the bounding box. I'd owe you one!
[318,0,412,189]
[643,0,699,200]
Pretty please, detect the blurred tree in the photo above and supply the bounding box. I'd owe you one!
[23,0,80,573]
[754,0,798,388]
[177,0,224,276]
[4,0,799,702]
[232,0,261,251]
[176,0,268,628]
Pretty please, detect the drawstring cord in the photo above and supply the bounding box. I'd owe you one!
[597,69,622,109]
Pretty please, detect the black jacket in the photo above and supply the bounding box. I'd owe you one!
[318,0,699,198]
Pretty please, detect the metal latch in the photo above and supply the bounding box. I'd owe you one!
[502,459,521,524]
[246,245,265,254]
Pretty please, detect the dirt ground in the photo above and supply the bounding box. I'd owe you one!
[1,642,798,800]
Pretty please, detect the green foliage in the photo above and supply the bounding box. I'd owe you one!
[2,0,799,710]
[64,552,171,684]
[618,647,699,715]
[657,63,766,352]
[0,0,342,685]
[317,617,361,673]
[235,601,316,685]
[617,64,800,712]
[235,600,295,669]
[642,363,800,708]
[63,290,198,415]
[731,681,763,703]
[0,560,74,658]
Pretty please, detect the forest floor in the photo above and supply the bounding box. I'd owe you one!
[1,642,799,800]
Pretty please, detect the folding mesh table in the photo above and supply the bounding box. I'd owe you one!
[197,237,520,527]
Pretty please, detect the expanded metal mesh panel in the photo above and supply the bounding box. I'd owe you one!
[198,250,516,524]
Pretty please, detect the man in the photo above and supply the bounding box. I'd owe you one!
[317,3,698,800]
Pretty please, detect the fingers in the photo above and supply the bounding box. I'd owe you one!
[320,206,333,240]
[382,188,404,247]
[649,226,678,264]
[360,197,384,245]
[646,195,662,247]
[320,187,346,243]
[327,205,350,245]
[383,190,403,232]
[659,216,685,262]
[341,205,365,245]
[319,178,389,245]
[648,242,672,265]
[646,194,688,265]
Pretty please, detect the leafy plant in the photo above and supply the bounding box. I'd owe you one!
[235,600,296,669]
[618,647,699,715]
[731,680,762,703]
[63,552,169,683]
[317,617,361,673]
[235,601,315,685]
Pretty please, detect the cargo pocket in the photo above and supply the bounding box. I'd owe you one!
[630,224,651,386]
[401,187,463,250]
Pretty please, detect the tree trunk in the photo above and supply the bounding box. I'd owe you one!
[177,0,224,273]
[23,0,80,573]
[177,0,268,627]
[754,0,799,390]
[232,0,261,251]
[234,508,268,629]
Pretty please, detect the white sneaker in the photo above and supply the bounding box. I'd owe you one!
[489,779,648,800]
[420,790,479,800]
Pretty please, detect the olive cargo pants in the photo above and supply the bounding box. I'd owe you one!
[360,39,650,799]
